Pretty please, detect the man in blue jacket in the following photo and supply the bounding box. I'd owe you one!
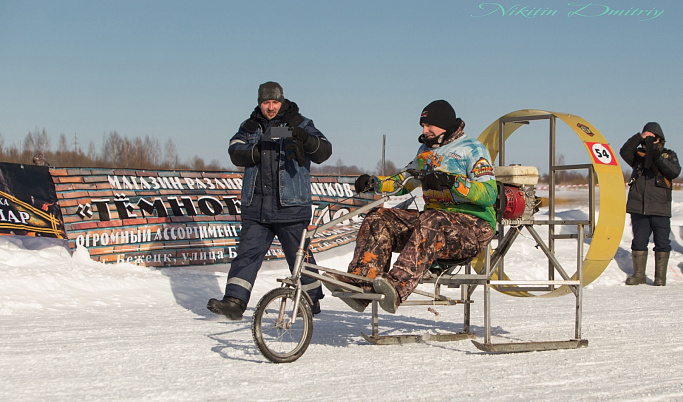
[207,82,332,319]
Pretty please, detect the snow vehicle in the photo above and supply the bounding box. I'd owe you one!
[251,110,626,363]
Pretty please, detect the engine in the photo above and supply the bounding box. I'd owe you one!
[494,165,541,221]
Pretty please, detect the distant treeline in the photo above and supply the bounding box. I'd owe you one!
[0,128,384,175]
[3,129,671,184]
[0,129,225,170]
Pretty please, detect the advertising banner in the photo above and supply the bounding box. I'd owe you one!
[0,162,66,239]
[51,168,374,267]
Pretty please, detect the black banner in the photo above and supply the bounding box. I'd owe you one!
[0,162,66,238]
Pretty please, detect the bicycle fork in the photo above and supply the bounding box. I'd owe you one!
[277,228,309,327]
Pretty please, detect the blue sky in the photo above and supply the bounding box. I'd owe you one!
[1,0,681,173]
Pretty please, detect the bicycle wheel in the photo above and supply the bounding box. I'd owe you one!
[252,287,313,363]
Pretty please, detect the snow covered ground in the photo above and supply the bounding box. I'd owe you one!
[2,189,683,401]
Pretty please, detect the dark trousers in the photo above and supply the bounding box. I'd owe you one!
[630,213,671,252]
[224,220,323,304]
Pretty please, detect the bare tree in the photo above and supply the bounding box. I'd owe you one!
[130,137,144,167]
[23,129,49,158]
[23,131,34,156]
[191,156,206,171]
[312,159,366,176]
[88,141,97,161]
[58,134,68,153]
[5,144,20,163]
[144,136,161,167]
[37,129,50,153]
[206,159,223,171]
[556,154,566,183]
[102,131,122,166]
[164,139,177,168]
[374,159,398,176]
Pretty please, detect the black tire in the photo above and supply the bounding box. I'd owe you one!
[252,287,313,363]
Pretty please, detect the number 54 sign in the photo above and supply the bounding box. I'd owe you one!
[586,142,618,166]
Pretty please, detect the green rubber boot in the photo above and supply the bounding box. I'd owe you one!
[625,250,647,285]
[653,251,669,286]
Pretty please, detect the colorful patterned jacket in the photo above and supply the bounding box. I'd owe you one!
[377,134,498,228]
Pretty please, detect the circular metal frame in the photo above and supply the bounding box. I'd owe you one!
[476,109,626,297]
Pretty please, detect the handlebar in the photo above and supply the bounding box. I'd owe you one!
[370,169,426,196]
[306,170,424,238]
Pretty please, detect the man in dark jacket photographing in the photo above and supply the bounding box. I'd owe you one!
[620,122,680,286]
[207,81,332,319]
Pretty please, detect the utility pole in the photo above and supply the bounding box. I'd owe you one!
[381,135,386,176]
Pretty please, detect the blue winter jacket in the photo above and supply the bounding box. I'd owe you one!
[229,100,332,223]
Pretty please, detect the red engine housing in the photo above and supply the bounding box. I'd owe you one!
[501,185,526,219]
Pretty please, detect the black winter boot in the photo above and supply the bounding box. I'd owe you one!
[207,296,247,320]
[654,251,670,286]
[626,250,647,285]
[311,299,321,315]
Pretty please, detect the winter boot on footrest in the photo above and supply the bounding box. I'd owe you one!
[372,275,400,314]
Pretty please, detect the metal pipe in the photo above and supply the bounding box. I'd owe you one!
[576,224,585,339]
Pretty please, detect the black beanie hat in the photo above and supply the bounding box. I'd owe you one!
[642,122,665,142]
[419,100,457,131]
[258,81,284,104]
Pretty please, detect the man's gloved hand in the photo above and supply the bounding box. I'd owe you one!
[284,128,309,167]
[646,136,663,160]
[354,174,376,194]
[291,127,309,143]
[421,172,455,191]
[251,144,261,164]
[230,144,260,167]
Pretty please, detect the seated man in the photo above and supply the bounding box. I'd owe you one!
[327,100,497,313]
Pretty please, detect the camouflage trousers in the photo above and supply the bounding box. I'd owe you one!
[347,207,494,302]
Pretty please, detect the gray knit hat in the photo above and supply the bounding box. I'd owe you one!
[258,81,284,104]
